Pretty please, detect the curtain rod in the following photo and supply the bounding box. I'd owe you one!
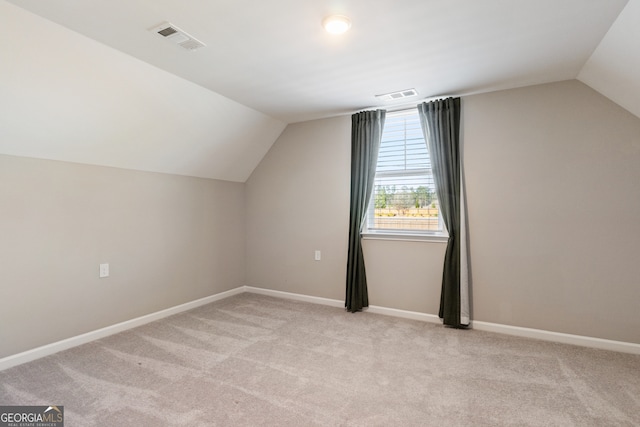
[350,96,441,115]
[351,90,475,115]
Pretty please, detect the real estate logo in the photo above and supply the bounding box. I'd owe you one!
[0,406,63,427]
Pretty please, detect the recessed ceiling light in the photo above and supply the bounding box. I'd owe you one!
[322,15,351,35]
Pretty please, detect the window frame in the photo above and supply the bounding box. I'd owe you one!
[362,108,448,243]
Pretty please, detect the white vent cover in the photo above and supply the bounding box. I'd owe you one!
[375,88,418,101]
[150,22,206,51]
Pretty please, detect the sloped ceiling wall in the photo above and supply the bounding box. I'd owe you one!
[579,0,640,120]
[2,0,639,184]
[0,1,286,182]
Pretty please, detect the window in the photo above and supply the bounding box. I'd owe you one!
[364,109,445,238]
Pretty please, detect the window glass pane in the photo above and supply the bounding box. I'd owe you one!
[367,109,442,233]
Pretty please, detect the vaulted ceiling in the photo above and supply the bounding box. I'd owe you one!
[1,0,638,181]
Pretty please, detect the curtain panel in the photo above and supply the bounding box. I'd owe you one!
[345,110,386,312]
[417,98,470,327]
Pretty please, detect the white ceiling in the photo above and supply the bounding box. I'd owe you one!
[0,1,286,182]
[5,0,636,123]
[2,0,639,181]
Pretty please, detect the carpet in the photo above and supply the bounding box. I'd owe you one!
[1,293,639,426]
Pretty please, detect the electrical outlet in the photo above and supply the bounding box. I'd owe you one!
[314,250,321,261]
[99,263,109,278]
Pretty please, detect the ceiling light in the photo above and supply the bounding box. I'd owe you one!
[322,15,351,34]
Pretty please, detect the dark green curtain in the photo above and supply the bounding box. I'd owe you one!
[345,110,386,312]
[417,98,469,327]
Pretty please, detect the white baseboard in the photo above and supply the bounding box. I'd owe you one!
[244,286,441,323]
[366,305,442,324]
[472,321,640,355]
[0,287,244,371]
[243,286,344,308]
[3,286,639,371]
[244,287,640,355]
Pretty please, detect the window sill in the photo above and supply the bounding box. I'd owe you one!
[361,231,449,243]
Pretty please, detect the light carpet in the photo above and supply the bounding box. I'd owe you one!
[1,293,639,426]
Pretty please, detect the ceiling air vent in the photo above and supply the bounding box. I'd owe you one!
[150,22,206,51]
[375,88,418,101]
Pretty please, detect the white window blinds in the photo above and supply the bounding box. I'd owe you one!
[366,109,443,233]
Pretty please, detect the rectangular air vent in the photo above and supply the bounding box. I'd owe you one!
[375,88,419,101]
[150,22,206,51]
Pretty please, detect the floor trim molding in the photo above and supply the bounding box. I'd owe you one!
[244,288,640,354]
[366,305,442,324]
[3,286,639,371]
[0,287,244,371]
[472,321,640,355]
[244,286,344,308]
[244,287,441,323]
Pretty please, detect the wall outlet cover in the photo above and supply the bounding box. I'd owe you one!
[99,263,109,278]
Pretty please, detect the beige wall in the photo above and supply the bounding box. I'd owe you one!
[3,79,639,359]
[244,114,448,314]
[0,155,245,358]
[246,80,640,344]
[246,117,352,300]
[465,80,640,344]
